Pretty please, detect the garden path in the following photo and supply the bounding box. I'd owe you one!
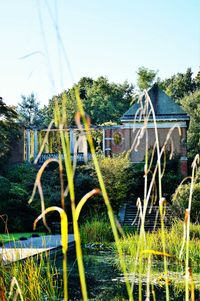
[0,234,74,264]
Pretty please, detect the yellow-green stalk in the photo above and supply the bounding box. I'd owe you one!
[75,88,133,301]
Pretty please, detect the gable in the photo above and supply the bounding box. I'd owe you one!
[121,84,190,122]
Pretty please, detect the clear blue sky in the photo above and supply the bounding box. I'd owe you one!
[0,0,199,106]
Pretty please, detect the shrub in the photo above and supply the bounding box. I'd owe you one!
[74,165,96,202]
[80,216,114,243]
[9,183,29,199]
[0,163,38,232]
[172,183,200,222]
[74,155,134,213]
[0,176,11,198]
[6,162,36,185]
[97,155,131,210]
[0,163,64,232]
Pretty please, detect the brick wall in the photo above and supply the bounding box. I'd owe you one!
[105,126,187,162]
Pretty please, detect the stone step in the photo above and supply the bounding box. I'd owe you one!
[122,204,172,230]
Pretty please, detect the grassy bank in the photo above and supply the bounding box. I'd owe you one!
[80,216,114,244]
[80,218,200,267]
[0,254,61,300]
[116,221,200,270]
[0,232,45,244]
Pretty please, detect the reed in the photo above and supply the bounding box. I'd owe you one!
[0,252,61,300]
[2,87,199,301]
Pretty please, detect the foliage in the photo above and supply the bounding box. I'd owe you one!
[136,66,158,91]
[0,256,60,300]
[194,166,200,183]
[74,155,133,212]
[80,216,114,243]
[0,164,38,232]
[45,76,134,126]
[17,93,43,128]
[0,199,37,232]
[159,68,197,101]
[172,182,200,222]
[6,162,36,184]
[117,221,200,268]
[74,154,180,216]
[9,183,29,199]
[74,165,96,204]
[97,155,131,209]
[90,128,103,152]
[0,97,20,170]
[124,156,180,204]
[180,90,200,156]
[0,232,45,244]
[0,163,64,232]
[0,97,17,120]
[0,176,11,198]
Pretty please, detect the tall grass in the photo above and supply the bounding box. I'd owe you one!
[31,89,198,301]
[0,253,61,300]
[80,216,114,244]
[116,221,200,267]
[2,87,199,300]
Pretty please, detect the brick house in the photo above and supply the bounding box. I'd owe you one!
[104,84,190,176]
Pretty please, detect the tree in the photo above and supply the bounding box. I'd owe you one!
[17,93,43,128]
[0,97,17,120]
[194,68,200,90]
[46,76,134,126]
[136,67,158,91]
[81,77,134,124]
[0,97,20,170]
[180,90,200,156]
[159,68,196,101]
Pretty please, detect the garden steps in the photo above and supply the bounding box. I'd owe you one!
[121,204,171,231]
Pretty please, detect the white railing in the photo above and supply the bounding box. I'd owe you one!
[37,153,92,165]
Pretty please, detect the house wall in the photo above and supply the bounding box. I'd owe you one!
[104,122,187,163]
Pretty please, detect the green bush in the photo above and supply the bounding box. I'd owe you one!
[74,154,180,216]
[74,165,96,203]
[0,176,11,197]
[172,183,200,222]
[0,163,38,232]
[74,155,134,213]
[6,162,36,185]
[9,183,29,199]
[97,155,131,210]
[80,216,114,243]
[0,162,68,232]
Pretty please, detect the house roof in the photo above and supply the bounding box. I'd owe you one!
[121,84,190,123]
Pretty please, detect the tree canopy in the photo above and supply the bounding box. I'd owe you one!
[136,66,158,91]
[12,67,200,158]
[157,68,200,156]
[159,68,197,101]
[0,97,20,170]
[17,93,43,128]
[45,76,134,126]
[180,90,200,156]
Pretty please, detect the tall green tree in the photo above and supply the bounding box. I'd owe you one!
[81,77,134,124]
[0,97,20,170]
[159,68,196,101]
[180,90,200,156]
[45,76,134,126]
[17,93,43,128]
[194,69,200,89]
[136,66,158,91]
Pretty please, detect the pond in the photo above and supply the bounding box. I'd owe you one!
[56,249,200,300]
